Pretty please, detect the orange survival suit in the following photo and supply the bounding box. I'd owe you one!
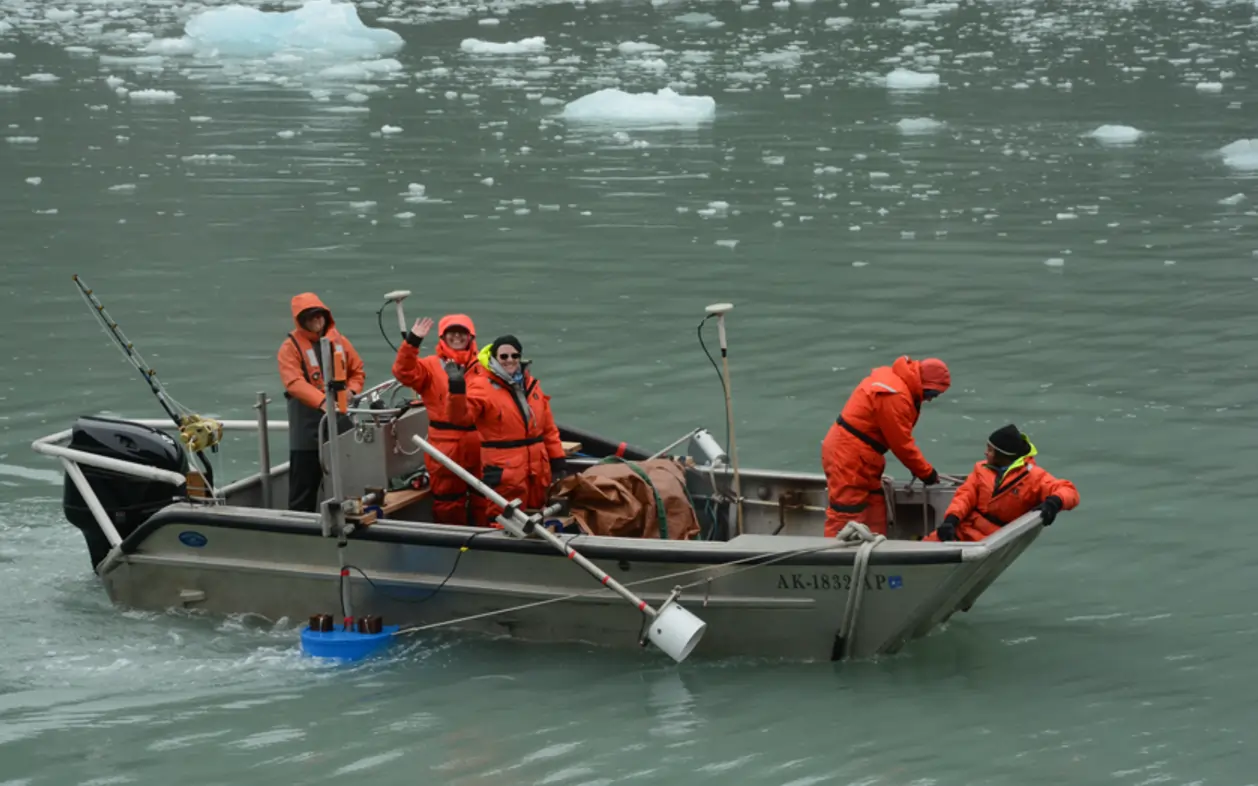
[277,293,365,511]
[821,356,950,537]
[447,342,566,522]
[925,434,1080,542]
[392,314,486,526]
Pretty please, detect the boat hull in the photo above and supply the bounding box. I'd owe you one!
[97,505,1042,661]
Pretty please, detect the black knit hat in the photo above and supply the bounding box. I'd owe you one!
[490,335,523,357]
[987,424,1029,457]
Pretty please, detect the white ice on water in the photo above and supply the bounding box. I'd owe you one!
[885,68,940,89]
[1088,125,1143,144]
[1219,140,1258,171]
[897,117,943,134]
[561,88,715,125]
[151,0,403,59]
[460,37,546,55]
[129,89,178,102]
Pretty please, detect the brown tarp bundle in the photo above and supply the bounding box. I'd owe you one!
[550,458,701,540]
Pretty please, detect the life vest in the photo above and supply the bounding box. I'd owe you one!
[285,330,350,413]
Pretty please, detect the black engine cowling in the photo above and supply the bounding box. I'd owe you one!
[62,416,189,570]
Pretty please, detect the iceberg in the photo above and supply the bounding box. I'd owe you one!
[172,0,403,59]
[1088,125,1143,145]
[561,87,715,125]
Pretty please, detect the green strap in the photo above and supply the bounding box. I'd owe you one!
[599,456,669,539]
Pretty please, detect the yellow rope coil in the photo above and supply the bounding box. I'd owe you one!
[179,414,223,453]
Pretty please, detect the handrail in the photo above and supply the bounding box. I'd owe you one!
[32,431,189,486]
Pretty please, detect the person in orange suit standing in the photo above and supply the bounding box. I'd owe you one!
[821,356,951,537]
[277,293,365,512]
[925,424,1079,542]
[392,313,487,526]
[444,335,567,523]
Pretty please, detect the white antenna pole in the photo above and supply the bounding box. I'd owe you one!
[705,303,744,536]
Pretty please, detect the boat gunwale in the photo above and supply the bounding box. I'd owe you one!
[120,505,967,567]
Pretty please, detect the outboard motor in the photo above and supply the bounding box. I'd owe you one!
[62,416,189,570]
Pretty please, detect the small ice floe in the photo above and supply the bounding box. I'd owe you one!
[380,124,402,134]
[1218,193,1245,205]
[22,73,60,82]
[1195,82,1223,93]
[896,117,943,134]
[1219,139,1258,171]
[1088,125,1143,145]
[108,183,137,191]
[884,68,939,89]
[277,130,296,138]
[402,183,429,203]
[129,89,178,102]
[174,0,403,58]
[25,176,42,185]
[6,136,38,143]
[459,36,545,55]
[1044,257,1065,267]
[560,87,715,125]
[617,41,660,54]
[318,58,403,80]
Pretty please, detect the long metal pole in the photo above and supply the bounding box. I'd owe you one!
[715,312,744,536]
[254,392,272,509]
[320,338,345,504]
[410,434,660,617]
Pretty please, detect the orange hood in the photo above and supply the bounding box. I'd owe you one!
[290,293,334,339]
[436,313,478,366]
[891,355,925,403]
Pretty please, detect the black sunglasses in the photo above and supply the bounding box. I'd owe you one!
[497,352,520,360]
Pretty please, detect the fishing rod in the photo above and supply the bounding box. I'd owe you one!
[72,275,221,487]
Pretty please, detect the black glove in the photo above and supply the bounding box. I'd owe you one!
[935,514,959,542]
[919,468,939,486]
[404,331,424,348]
[1037,495,1063,526]
[481,465,503,488]
[549,457,567,481]
[443,360,465,395]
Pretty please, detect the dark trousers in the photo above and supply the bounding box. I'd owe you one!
[288,450,324,512]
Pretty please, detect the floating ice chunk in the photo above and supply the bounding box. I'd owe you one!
[478,18,500,26]
[109,183,137,191]
[0,85,23,93]
[1220,139,1258,171]
[561,87,715,125]
[181,153,236,162]
[460,36,545,55]
[885,68,939,89]
[674,12,717,24]
[1088,124,1143,144]
[716,239,738,249]
[480,177,494,186]
[129,89,178,102]
[144,38,196,55]
[178,0,403,58]
[277,130,296,138]
[23,73,60,83]
[380,124,402,134]
[897,117,943,134]
[634,57,668,71]
[319,58,402,79]
[395,211,416,219]
[45,9,78,22]
[618,41,660,54]
[26,176,41,185]
[6,136,38,143]
[105,76,125,88]
[1218,193,1246,205]
[825,16,854,26]
[349,200,377,211]
[1196,82,1223,93]
[0,21,11,35]
[1044,258,1065,267]
[0,52,15,60]
[191,115,211,122]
